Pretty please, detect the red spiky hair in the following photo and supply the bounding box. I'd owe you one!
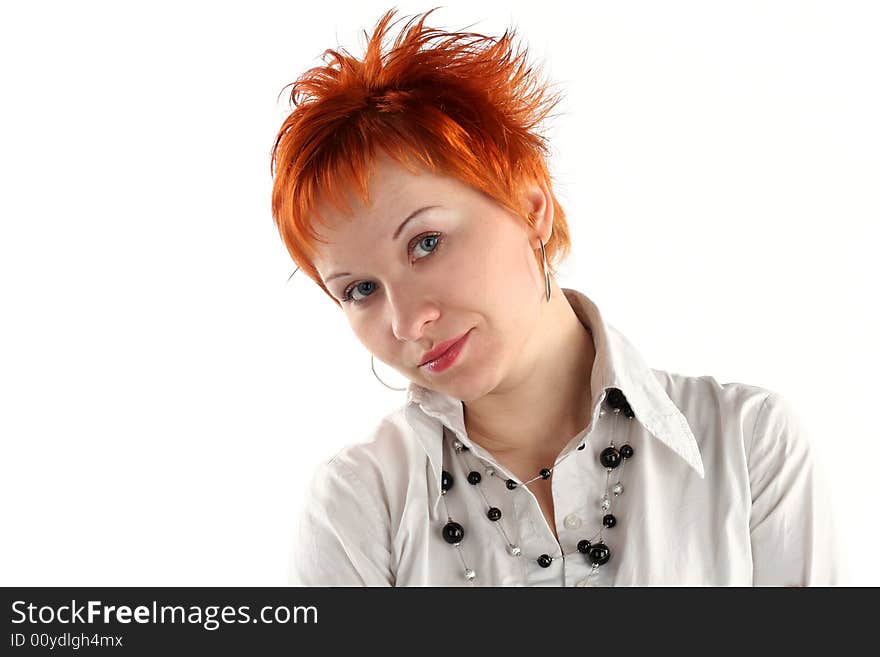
[270,6,570,306]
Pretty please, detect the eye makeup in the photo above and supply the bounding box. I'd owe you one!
[340,231,445,304]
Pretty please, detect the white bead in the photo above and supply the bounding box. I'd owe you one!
[613,482,624,496]
[464,568,476,580]
[600,496,611,511]
[598,408,606,417]
[507,544,522,556]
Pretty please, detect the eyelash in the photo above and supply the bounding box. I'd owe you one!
[340,232,445,305]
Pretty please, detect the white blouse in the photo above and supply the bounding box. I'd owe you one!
[290,288,845,586]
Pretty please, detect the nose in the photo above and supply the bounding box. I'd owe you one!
[386,284,440,343]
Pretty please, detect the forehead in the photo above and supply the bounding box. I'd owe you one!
[312,155,460,259]
[319,155,441,222]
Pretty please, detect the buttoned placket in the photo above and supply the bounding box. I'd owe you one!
[556,424,629,587]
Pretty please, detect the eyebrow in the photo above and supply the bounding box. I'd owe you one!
[323,205,440,284]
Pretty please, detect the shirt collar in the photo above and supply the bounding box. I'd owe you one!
[403,287,705,514]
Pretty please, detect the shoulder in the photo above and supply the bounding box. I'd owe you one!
[302,404,430,521]
[651,368,770,412]
[290,405,431,585]
[322,404,426,477]
[650,368,817,468]
[650,368,780,443]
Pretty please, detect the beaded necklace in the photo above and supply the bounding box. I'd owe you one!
[438,387,636,585]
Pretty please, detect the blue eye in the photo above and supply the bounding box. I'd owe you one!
[341,232,444,304]
[343,281,377,303]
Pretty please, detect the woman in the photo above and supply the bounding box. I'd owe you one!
[271,8,842,586]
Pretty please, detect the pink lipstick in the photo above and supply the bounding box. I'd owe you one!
[419,329,472,373]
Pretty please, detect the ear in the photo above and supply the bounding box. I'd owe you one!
[521,179,554,249]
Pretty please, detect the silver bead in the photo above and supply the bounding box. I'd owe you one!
[507,544,522,557]
[613,482,624,496]
[598,408,606,417]
[600,496,611,511]
[464,568,476,580]
[453,440,464,452]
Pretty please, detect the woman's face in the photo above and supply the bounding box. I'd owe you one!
[312,153,551,402]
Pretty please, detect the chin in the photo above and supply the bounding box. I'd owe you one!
[430,365,501,403]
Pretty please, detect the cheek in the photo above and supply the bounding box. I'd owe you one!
[465,230,536,301]
[434,232,521,303]
[346,315,382,354]
[478,236,542,333]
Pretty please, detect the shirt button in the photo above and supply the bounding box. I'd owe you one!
[563,513,582,530]
[562,513,581,529]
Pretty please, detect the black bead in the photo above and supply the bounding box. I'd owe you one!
[606,388,635,418]
[467,471,482,485]
[605,388,627,409]
[620,444,634,459]
[603,513,617,528]
[540,468,552,479]
[487,507,502,521]
[599,446,621,469]
[537,554,553,568]
[588,542,611,566]
[442,521,465,545]
[577,539,592,554]
[441,470,454,493]
[505,479,518,490]
[577,442,585,451]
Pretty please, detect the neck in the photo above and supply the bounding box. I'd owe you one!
[462,283,596,465]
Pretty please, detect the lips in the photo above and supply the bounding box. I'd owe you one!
[419,330,471,367]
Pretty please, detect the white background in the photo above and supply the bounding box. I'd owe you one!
[1,0,877,585]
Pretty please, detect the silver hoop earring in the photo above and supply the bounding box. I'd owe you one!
[371,354,408,391]
[540,240,551,303]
